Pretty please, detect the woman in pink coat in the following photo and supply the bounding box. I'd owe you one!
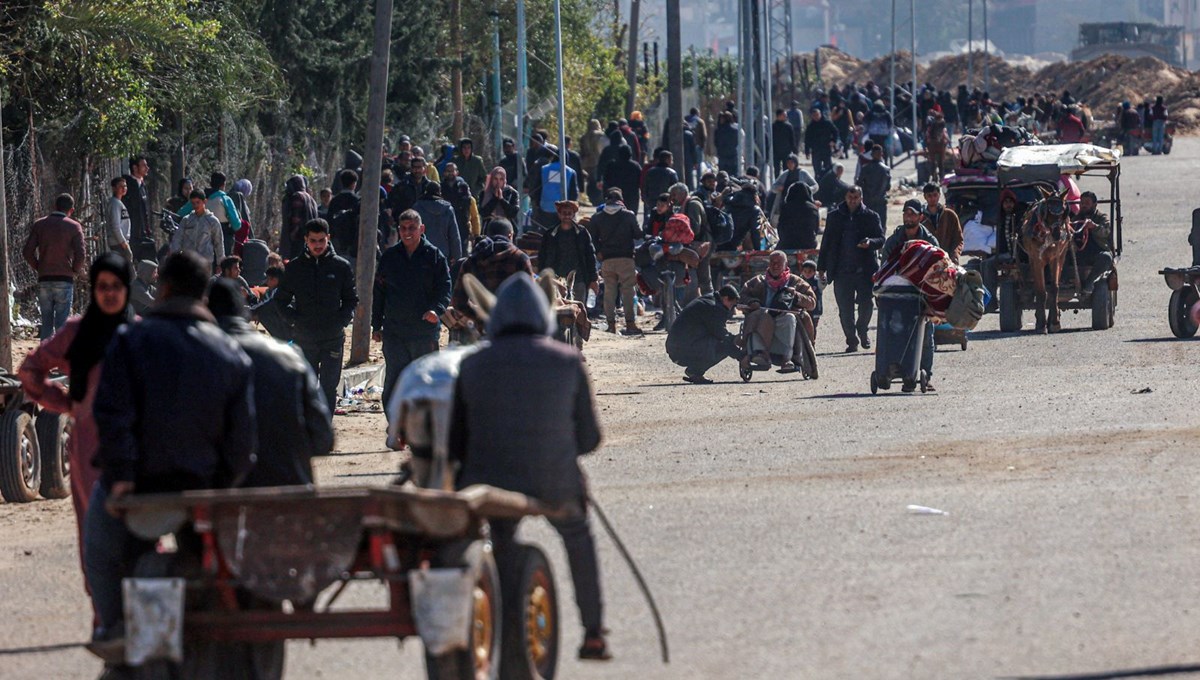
[19,253,135,606]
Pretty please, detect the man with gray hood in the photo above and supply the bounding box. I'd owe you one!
[130,260,158,315]
[281,174,319,260]
[449,273,611,661]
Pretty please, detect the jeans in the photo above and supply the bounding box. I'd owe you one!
[833,273,874,347]
[601,257,638,326]
[84,484,154,631]
[921,321,935,379]
[381,335,438,417]
[38,281,74,340]
[1152,119,1166,153]
[300,335,345,410]
[490,502,603,636]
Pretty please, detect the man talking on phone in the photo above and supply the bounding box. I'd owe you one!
[816,185,884,353]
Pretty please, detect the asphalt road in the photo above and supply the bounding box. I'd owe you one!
[2,140,1200,680]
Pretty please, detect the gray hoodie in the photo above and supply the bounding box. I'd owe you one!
[486,273,555,337]
[131,260,158,315]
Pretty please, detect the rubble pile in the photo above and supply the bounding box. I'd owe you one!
[803,47,1200,132]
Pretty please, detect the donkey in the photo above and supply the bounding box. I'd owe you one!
[1019,186,1074,333]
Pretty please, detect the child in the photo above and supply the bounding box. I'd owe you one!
[800,259,822,340]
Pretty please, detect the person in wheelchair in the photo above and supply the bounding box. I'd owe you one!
[737,250,816,372]
[1072,191,1115,295]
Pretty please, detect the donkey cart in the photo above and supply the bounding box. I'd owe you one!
[108,484,564,680]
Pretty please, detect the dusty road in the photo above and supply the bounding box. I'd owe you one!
[3,140,1200,680]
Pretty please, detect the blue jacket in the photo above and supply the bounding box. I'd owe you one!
[93,299,256,493]
[372,237,452,339]
[539,162,578,212]
[178,188,241,228]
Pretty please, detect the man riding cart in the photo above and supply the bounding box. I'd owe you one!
[736,250,819,379]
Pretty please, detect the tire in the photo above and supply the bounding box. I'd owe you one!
[998,281,1022,332]
[500,545,558,680]
[36,412,71,499]
[0,410,41,503]
[661,285,677,332]
[1169,288,1198,338]
[797,327,819,380]
[426,547,502,680]
[1091,283,1113,331]
[870,371,878,395]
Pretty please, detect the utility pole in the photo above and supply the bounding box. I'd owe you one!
[0,92,11,372]
[889,0,896,123]
[911,0,917,154]
[625,0,640,116]
[515,0,528,200]
[667,0,684,174]
[490,5,502,161]
[982,0,989,93]
[553,0,568,200]
[451,0,464,141]
[967,0,974,90]
[349,0,392,365]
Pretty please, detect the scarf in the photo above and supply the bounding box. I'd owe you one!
[65,253,135,402]
[602,201,625,215]
[766,267,792,291]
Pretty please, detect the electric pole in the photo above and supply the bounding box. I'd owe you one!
[553,0,568,200]
[667,0,684,173]
[0,92,11,372]
[491,5,502,161]
[349,0,392,365]
[983,0,989,93]
[516,0,528,198]
[625,0,640,116]
[451,0,465,141]
[968,0,974,90]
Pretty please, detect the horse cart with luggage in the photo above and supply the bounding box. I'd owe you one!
[943,144,1122,334]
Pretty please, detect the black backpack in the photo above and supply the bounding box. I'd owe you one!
[706,204,733,247]
[329,204,360,253]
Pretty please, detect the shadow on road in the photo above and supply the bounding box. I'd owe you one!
[801,391,934,399]
[0,642,85,656]
[1126,336,1198,343]
[1002,662,1200,679]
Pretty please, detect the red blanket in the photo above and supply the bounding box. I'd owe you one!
[873,240,958,318]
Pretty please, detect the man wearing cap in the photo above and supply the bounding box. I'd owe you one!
[589,188,643,335]
[665,284,745,384]
[921,183,962,263]
[883,199,940,262]
[817,186,884,353]
[538,201,597,304]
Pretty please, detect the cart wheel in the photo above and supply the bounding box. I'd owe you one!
[427,544,502,680]
[998,281,1023,332]
[35,412,71,499]
[870,371,878,395]
[739,365,752,382]
[798,327,819,380]
[919,370,930,394]
[1091,283,1113,331]
[1168,287,1199,338]
[0,410,41,503]
[500,544,558,680]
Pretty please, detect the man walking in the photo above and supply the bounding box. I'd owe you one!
[170,190,225,274]
[921,183,963,264]
[274,218,358,410]
[373,209,452,413]
[452,138,488,195]
[804,108,840,179]
[178,172,242,256]
[449,273,612,660]
[857,145,891,229]
[589,189,642,335]
[818,186,884,352]
[85,251,256,658]
[23,193,86,339]
[539,201,598,303]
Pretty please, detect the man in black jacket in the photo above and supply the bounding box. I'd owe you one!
[275,218,359,409]
[772,109,797,174]
[857,144,892,229]
[373,209,452,413]
[804,107,840,179]
[121,155,151,241]
[208,279,334,487]
[85,251,256,656]
[665,285,743,383]
[539,201,598,303]
[641,150,679,221]
[589,188,642,335]
[816,163,851,207]
[817,186,884,352]
[599,143,642,215]
[387,156,435,223]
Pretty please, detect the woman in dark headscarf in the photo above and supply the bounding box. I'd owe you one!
[19,253,135,607]
[165,177,194,215]
[776,181,820,250]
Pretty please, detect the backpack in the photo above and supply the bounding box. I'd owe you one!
[945,269,986,330]
[706,204,733,246]
[662,213,694,244]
